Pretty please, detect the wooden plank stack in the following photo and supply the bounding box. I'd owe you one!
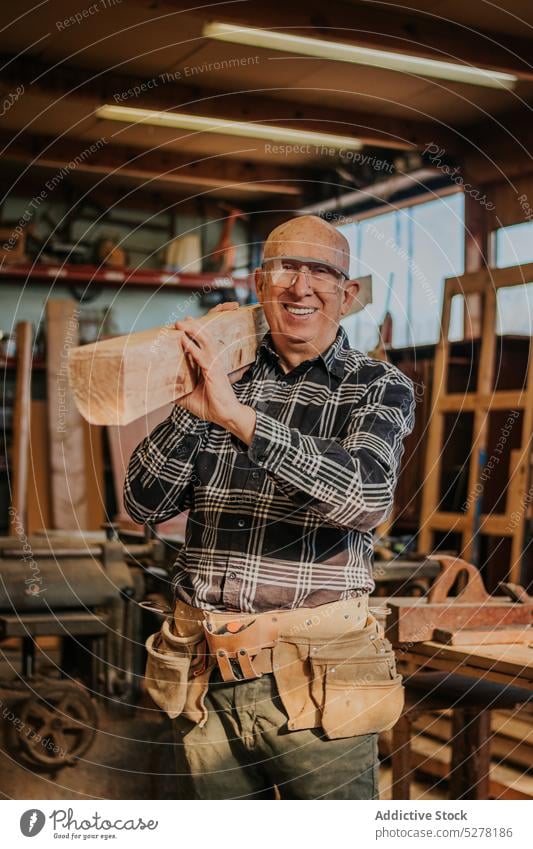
[380,704,533,800]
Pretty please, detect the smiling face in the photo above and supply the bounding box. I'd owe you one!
[255,216,360,370]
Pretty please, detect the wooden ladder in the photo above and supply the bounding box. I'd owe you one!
[418,262,533,582]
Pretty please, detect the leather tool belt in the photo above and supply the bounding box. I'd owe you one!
[144,595,405,737]
[200,596,370,682]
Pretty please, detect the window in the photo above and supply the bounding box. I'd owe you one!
[339,192,464,350]
[495,220,533,268]
[494,221,533,336]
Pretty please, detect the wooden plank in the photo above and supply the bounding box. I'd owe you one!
[388,600,531,644]
[433,626,533,646]
[68,284,372,428]
[438,392,527,413]
[424,511,467,532]
[449,708,491,800]
[449,262,533,294]
[412,641,533,682]
[68,305,269,426]
[463,288,497,562]
[26,399,52,534]
[380,730,533,799]
[106,403,192,537]
[9,321,33,533]
[404,650,533,690]
[510,338,533,581]
[492,711,533,746]
[107,403,172,519]
[83,420,105,531]
[426,512,517,536]
[46,300,88,529]
[463,185,489,340]
[418,289,452,554]
[412,714,533,771]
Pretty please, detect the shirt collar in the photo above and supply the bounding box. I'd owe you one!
[258,325,348,379]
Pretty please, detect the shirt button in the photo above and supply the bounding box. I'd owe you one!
[228,571,237,580]
[237,519,245,528]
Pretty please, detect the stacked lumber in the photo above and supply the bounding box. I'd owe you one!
[380,705,533,800]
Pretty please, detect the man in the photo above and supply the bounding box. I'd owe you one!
[125,215,415,800]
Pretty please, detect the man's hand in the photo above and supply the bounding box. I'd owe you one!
[174,302,257,445]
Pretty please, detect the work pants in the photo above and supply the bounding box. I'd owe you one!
[171,670,379,800]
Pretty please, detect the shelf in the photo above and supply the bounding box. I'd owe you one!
[0,357,46,371]
[0,262,239,291]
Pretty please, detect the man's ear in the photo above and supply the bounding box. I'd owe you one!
[254,267,265,302]
[340,278,360,316]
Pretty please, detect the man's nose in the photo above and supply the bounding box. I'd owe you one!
[290,269,314,297]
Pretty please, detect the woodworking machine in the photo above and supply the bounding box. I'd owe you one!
[0,530,165,770]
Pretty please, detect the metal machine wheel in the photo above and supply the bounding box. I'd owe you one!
[14,682,98,768]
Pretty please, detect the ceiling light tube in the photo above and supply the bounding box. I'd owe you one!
[203,22,517,90]
[96,105,363,150]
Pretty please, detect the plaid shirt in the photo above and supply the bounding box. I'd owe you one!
[124,325,415,613]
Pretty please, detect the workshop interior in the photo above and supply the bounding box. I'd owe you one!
[0,0,532,802]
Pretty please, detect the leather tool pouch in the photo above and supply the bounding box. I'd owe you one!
[144,619,211,722]
[273,613,404,739]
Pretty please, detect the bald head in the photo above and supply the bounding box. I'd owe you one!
[263,215,351,277]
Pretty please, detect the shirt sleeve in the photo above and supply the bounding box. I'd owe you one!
[247,368,415,532]
[123,405,207,525]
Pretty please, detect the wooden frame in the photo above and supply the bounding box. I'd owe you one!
[418,262,533,582]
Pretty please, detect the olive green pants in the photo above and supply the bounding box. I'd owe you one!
[172,671,379,800]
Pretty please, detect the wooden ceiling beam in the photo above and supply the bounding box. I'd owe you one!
[462,109,533,184]
[0,131,303,197]
[0,54,460,152]
[178,0,533,81]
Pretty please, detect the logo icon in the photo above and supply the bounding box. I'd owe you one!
[20,810,46,837]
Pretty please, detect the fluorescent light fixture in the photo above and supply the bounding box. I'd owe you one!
[96,104,363,150]
[203,22,517,90]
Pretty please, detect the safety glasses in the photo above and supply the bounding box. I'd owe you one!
[261,256,348,294]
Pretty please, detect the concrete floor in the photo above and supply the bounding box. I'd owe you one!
[0,649,446,800]
[0,700,446,800]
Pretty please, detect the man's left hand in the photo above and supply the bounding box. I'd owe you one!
[174,304,256,443]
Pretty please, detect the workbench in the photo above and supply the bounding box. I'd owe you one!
[381,556,533,800]
[401,640,533,691]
